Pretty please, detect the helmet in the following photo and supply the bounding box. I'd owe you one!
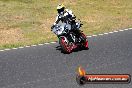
[57,4,65,14]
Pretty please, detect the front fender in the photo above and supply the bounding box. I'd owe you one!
[59,36,68,44]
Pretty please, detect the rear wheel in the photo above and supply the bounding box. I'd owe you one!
[59,36,72,53]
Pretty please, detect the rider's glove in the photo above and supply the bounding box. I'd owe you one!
[51,25,55,30]
[80,23,83,27]
[72,16,76,20]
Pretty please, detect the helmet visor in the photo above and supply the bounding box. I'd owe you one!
[57,7,64,14]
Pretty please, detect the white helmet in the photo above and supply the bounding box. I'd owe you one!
[57,4,65,14]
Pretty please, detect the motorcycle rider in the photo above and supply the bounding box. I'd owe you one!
[51,4,82,43]
[52,4,76,29]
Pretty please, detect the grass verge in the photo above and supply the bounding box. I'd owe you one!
[0,0,132,49]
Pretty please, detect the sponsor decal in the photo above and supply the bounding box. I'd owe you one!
[76,67,131,85]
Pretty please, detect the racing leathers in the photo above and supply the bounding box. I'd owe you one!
[52,9,81,43]
[53,9,76,30]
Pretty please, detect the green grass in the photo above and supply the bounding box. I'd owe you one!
[0,0,132,49]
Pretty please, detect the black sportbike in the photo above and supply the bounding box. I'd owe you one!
[51,20,88,53]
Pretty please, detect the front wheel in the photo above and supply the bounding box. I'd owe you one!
[59,36,72,54]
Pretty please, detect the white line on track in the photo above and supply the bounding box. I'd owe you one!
[92,35,97,37]
[18,47,24,49]
[12,48,18,50]
[124,29,128,30]
[4,49,10,51]
[50,42,57,44]
[87,36,92,37]
[119,30,124,32]
[104,33,108,35]
[114,30,118,32]
[0,50,4,51]
[98,34,103,36]
[44,43,50,44]
[31,45,36,46]
[0,28,132,52]
[38,44,44,46]
[25,46,30,47]
[109,32,113,34]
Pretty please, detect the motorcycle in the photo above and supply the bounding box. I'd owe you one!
[51,20,88,53]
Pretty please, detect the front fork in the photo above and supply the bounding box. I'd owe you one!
[69,33,76,43]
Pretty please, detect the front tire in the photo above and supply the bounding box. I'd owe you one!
[80,32,89,50]
[59,36,72,54]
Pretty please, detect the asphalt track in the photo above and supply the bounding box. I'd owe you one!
[0,29,132,88]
